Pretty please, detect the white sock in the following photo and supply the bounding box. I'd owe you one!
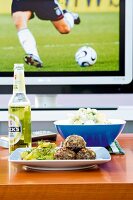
[64,12,74,29]
[17,28,40,59]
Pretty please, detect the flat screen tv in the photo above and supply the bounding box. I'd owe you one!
[0,0,132,96]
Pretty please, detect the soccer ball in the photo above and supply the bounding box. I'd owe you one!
[75,46,97,67]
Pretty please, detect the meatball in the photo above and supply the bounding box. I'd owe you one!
[54,147,76,160]
[63,135,86,152]
[76,148,96,160]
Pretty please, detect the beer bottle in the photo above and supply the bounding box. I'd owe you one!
[8,64,31,154]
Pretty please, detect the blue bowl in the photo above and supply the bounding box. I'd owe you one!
[54,119,126,147]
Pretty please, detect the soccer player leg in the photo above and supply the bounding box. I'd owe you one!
[52,18,72,34]
[12,11,43,67]
[52,9,80,34]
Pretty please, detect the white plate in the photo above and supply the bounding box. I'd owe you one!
[9,147,111,170]
[23,165,97,171]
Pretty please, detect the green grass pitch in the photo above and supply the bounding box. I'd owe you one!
[0,12,119,72]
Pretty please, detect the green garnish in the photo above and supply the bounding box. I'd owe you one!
[21,141,56,160]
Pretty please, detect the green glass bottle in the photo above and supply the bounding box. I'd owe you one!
[8,64,31,154]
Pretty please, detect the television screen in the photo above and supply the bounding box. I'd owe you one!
[0,0,132,86]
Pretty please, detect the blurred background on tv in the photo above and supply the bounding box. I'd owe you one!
[0,0,119,13]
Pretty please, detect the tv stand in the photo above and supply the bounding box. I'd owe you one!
[118,106,133,110]
[0,106,133,134]
[34,95,57,108]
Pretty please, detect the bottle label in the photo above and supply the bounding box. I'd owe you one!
[8,114,22,145]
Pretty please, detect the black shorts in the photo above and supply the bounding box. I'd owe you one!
[11,0,64,21]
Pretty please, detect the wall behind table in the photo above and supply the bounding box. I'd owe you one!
[0,94,133,134]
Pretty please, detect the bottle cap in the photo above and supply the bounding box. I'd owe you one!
[14,64,24,70]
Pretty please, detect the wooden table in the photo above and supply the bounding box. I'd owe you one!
[0,134,133,200]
